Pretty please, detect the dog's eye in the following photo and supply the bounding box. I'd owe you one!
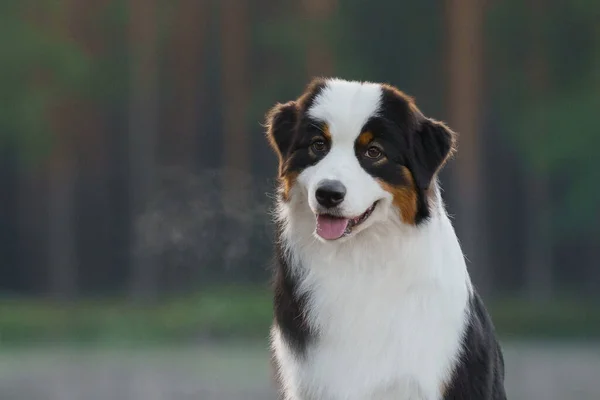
[311,140,327,153]
[365,146,383,159]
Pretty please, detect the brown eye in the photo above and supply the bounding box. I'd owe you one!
[311,140,327,153]
[366,146,383,159]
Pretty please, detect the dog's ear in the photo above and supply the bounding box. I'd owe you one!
[265,101,298,162]
[410,118,456,190]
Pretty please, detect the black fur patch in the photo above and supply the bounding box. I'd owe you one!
[444,291,507,400]
[356,86,456,224]
[266,101,298,162]
[266,79,328,180]
[410,119,456,191]
[271,222,313,356]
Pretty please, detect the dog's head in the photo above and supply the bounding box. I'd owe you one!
[266,78,456,242]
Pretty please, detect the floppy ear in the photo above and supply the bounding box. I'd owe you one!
[265,101,298,163]
[410,118,456,190]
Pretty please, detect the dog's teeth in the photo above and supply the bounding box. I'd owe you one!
[342,202,376,235]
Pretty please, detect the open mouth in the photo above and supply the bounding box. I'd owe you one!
[315,201,378,240]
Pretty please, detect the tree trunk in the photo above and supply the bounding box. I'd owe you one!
[45,0,79,300]
[524,172,553,301]
[303,0,337,78]
[446,0,490,296]
[17,164,47,293]
[524,0,553,302]
[219,0,250,175]
[167,0,208,168]
[128,0,159,304]
[47,150,77,300]
[586,18,600,296]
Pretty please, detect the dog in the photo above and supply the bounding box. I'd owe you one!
[265,78,506,400]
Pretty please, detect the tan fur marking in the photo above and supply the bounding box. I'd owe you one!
[280,171,298,202]
[378,167,418,225]
[372,157,387,167]
[357,131,374,147]
[322,124,331,140]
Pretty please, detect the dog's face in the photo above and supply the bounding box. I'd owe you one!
[266,78,455,242]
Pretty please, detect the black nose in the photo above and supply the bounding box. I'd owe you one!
[315,180,346,208]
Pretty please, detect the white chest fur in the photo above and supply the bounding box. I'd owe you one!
[272,206,471,400]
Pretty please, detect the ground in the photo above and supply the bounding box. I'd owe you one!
[1,341,599,399]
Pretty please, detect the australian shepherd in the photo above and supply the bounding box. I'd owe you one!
[265,78,506,400]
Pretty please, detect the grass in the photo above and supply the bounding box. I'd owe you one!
[0,286,272,346]
[491,296,600,340]
[1,287,599,346]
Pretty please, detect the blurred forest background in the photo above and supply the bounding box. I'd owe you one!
[0,1,599,399]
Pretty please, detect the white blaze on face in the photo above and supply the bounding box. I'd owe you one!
[296,79,394,240]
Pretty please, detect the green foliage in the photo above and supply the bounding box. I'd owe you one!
[487,0,600,237]
[334,0,445,108]
[493,296,600,340]
[84,0,129,106]
[0,1,92,165]
[0,286,272,346]
[250,11,327,119]
[516,88,600,233]
[250,0,446,133]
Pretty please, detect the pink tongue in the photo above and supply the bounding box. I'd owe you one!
[316,215,349,240]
